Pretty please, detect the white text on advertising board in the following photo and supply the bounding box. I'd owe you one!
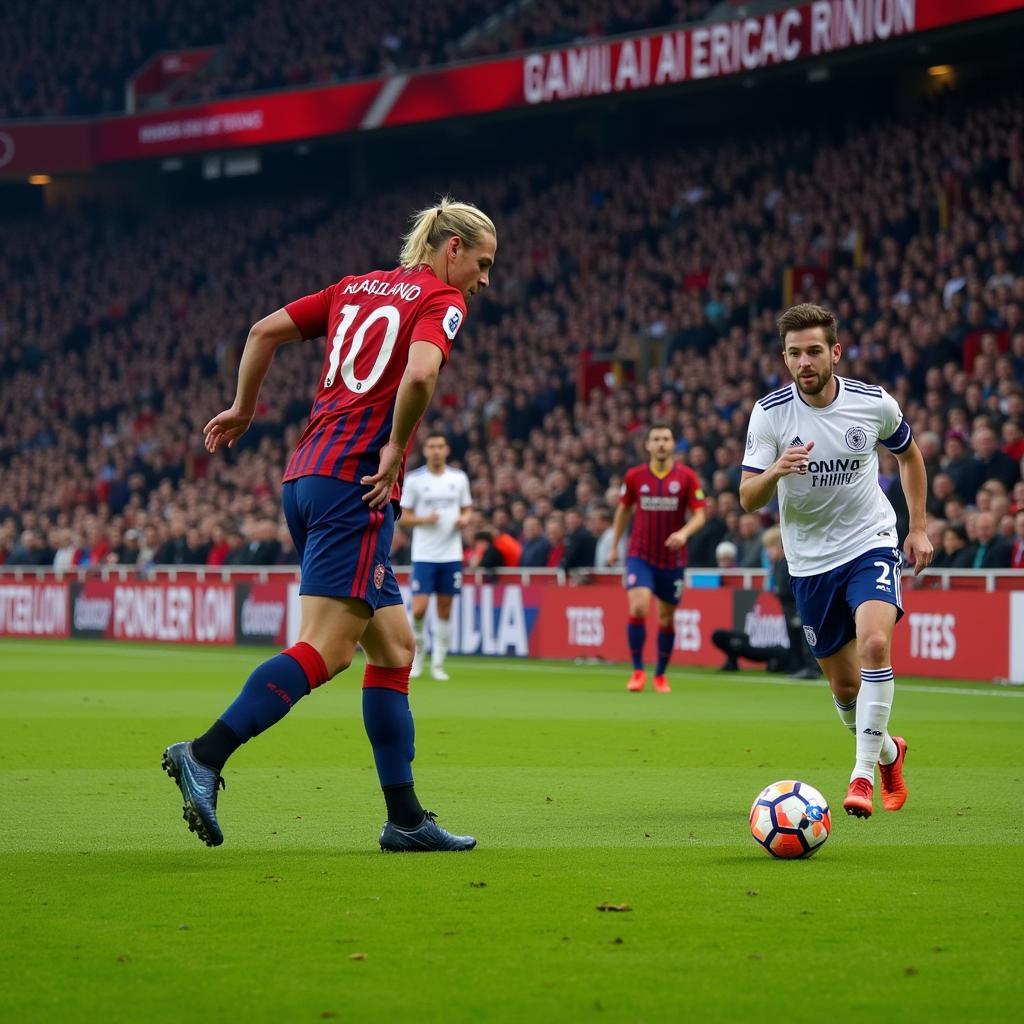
[112,585,233,643]
[0,585,66,636]
[523,1,915,104]
[673,608,701,651]
[567,607,605,647]
[908,613,957,661]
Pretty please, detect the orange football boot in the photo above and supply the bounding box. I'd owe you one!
[653,674,671,693]
[627,670,646,692]
[879,736,908,811]
[843,777,874,818]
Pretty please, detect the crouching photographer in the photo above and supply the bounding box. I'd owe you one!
[711,527,820,678]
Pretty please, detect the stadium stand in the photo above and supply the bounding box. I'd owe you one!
[0,0,718,117]
[1,84,1022,569]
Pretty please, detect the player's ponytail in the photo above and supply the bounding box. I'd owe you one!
[399,196,496,268]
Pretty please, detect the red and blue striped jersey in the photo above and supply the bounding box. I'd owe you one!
[620,462,705,568]
[282,265,467,501]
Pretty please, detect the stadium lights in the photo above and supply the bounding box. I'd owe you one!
[27,174,51,185]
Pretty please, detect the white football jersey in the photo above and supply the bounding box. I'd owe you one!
[400,466,472,563]
[743,376,912,577]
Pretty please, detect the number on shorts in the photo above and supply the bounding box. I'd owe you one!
[324,303,401,393]
[873,560,891,587]
[673,577,684,600]
[452,571,463,591]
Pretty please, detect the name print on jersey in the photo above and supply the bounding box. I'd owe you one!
[343,278,423,301]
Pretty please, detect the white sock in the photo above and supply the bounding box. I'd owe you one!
[412,616,426,668]
[833,694,857,733]
[853,667,895,782]
[433,618,451,669]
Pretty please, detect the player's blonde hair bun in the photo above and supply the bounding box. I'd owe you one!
[399,197,496,268]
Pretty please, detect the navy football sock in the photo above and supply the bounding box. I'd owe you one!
[627,617,646,671]
[362,665,424,828]
[655,626,674,676]
[205,643,328,767]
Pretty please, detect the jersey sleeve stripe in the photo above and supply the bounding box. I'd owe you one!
[842,379,882,395]
[880,418,913,453]
[758,394,794,410]
[741,464,766,474]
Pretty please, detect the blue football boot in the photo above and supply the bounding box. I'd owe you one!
[379,811,476,852]
[161,742,225,847]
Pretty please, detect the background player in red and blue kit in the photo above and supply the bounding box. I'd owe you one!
[162,198,496,852]
[608,424,706,693]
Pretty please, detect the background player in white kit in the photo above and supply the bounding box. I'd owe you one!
[402,433,472,679]
[739,304,933,819]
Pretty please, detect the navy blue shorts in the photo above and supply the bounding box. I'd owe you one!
[282,476,403,613]
[411,560,463,596]
[791,547,904,659]
[624,556,685,606]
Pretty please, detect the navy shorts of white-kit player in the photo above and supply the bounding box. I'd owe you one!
[282,475,403,613]
[411,560,463,596]
[791,547,904,659]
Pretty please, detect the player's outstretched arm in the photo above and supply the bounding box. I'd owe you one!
[739,441,815,512]
[362,341,444,509]
[607,504,632,566]
[204,308,303,453]
[895,440,934,576]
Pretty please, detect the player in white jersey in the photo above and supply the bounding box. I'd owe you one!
[401,433,472,680]
[740,304,933,819]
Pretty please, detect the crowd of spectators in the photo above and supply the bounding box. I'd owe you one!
[2,85,1023,575]
[0,0,717,117]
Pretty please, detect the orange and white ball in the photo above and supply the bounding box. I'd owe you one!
[749,780,831,858]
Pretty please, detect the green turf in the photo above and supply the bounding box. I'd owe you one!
[1,640,1022,1023]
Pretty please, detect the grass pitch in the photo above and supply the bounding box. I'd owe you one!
[1,640,1022,1023]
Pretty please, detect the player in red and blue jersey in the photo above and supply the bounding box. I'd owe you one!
[163,198,496,852]
[608,424,706,693]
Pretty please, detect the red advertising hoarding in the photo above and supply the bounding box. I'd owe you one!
[235,581,290,646]
[893,589,1009,680]
[0,571,1018,682]
[0,582,69,638]
[69,579,235,645]
[1,0,1020,176]
[534,584,733,664]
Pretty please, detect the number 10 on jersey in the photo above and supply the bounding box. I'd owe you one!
[324,303,401,393]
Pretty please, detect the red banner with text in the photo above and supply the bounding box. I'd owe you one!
[2,0,1020,176]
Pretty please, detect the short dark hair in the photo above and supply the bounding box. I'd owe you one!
[777,303,838,347]
[423,432,449,446]
[645,423,675,441]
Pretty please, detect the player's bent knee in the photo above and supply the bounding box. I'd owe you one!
[857,632,890,667]
[830,679,859,704]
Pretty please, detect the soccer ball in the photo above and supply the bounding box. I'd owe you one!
[749,780,831,859]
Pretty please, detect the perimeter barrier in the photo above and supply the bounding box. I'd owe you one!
[1,566,1022,683]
